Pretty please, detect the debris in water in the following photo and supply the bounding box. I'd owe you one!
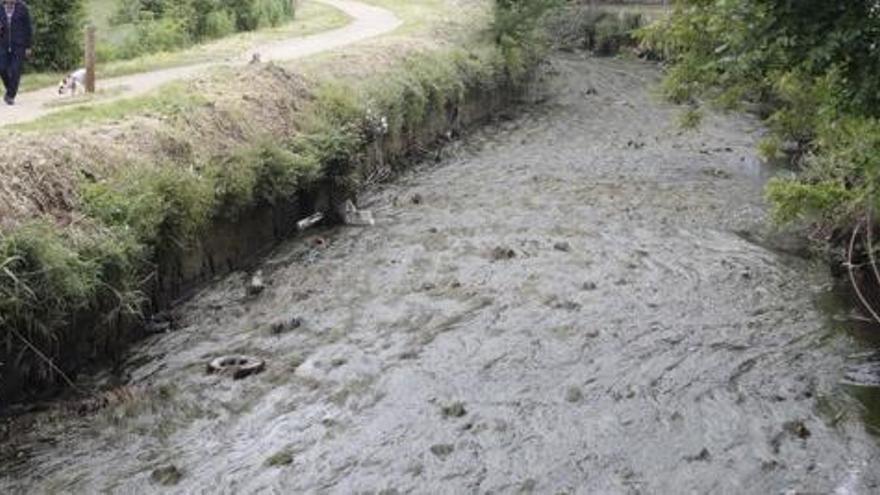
[441,402,467,418]
[553,241,572,252]
[582,282,598,291]
[430,444,455,459]
[297,212,324,232]
[151,465,183,486]
[270,317,303,335]
[411,193,424,205]
[684,448,712,463]
[565,386,584,403]
[206,355,266,380]
[247,271,265,297]
[554,300,582,312]
[491,246,516,260]
[342,200,375,226]
[265,450,294,467]
[702,167,732,179]
[311,237,328,248]
[144,313,172,335]
[783,420,811,440]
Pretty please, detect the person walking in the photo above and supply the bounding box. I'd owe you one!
[0,0,32,105]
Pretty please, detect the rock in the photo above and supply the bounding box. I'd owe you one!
[702,167,732,179]
[555,301,582,312]
[684,448,712,463]
[265,450,294,467]
[491,246,516,261]
[783,420,811,440]
[441,402,467,418]
[270,317,302,335]
[247,271,265,297]
[430,444,455,459]
[151,465,183,486]
[144,319,171,335]
[553,241,572,252]
[565,386,583,403]
[411,193,424,205]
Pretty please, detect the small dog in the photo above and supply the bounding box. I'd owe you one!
[58,68,86,96]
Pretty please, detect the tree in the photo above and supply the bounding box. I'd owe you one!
[28,0,87,71]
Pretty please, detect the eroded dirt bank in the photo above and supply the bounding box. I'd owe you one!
[3,55,880,493]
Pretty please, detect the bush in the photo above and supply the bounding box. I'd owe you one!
[203,9,236,39]
[29,0,87,71]
[117,15,191,59]
[639,0,880,230]
[112,0,296,59]
[0,222,145,385]
[254,0,288,28]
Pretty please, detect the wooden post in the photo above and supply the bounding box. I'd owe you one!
[85,25,96,94]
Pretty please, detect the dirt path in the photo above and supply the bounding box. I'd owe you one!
[0,0,401,127]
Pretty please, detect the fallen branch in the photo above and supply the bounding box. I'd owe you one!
[847,220,880,326]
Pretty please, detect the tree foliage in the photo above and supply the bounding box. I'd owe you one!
[29,0,86,71]
[640,1,880,227]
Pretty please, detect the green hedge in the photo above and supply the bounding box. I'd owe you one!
[29,0,87,71]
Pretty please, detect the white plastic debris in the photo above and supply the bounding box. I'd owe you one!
[342,200,375,227]
[247,270,265,297]
[297,212,324,231]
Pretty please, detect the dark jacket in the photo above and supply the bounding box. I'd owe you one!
[0,1,32,51]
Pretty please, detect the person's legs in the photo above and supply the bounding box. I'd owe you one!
[0,50,11,99]
[5,48,24,103]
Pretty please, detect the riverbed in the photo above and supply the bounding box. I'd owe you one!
[3,54,880,493]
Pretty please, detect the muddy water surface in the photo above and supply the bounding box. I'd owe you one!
[4,55,880,493]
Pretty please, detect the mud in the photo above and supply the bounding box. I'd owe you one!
[3,55,880,493]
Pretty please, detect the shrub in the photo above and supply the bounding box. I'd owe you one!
[29,0,87,71]
[203,9,236,40]
[0,222,145,385]
[117,15,191,59]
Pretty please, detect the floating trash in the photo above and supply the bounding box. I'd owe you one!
[297,212,324,232]
[206,355,266,380]
[342,200,375,227]
[246,271,265,297]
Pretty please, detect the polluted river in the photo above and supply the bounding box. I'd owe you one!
[3,55,880,493]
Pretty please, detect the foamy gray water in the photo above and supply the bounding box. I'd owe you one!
[3,55,880,494]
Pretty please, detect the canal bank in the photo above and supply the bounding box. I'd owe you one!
[3,53,879,493]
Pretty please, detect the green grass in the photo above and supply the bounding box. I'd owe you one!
[12,81,206,132]
[19,0,351,93]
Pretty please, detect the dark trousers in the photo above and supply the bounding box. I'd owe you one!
[0,48,25,99]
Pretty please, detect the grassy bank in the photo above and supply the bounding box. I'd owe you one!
[0,0,555,402]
